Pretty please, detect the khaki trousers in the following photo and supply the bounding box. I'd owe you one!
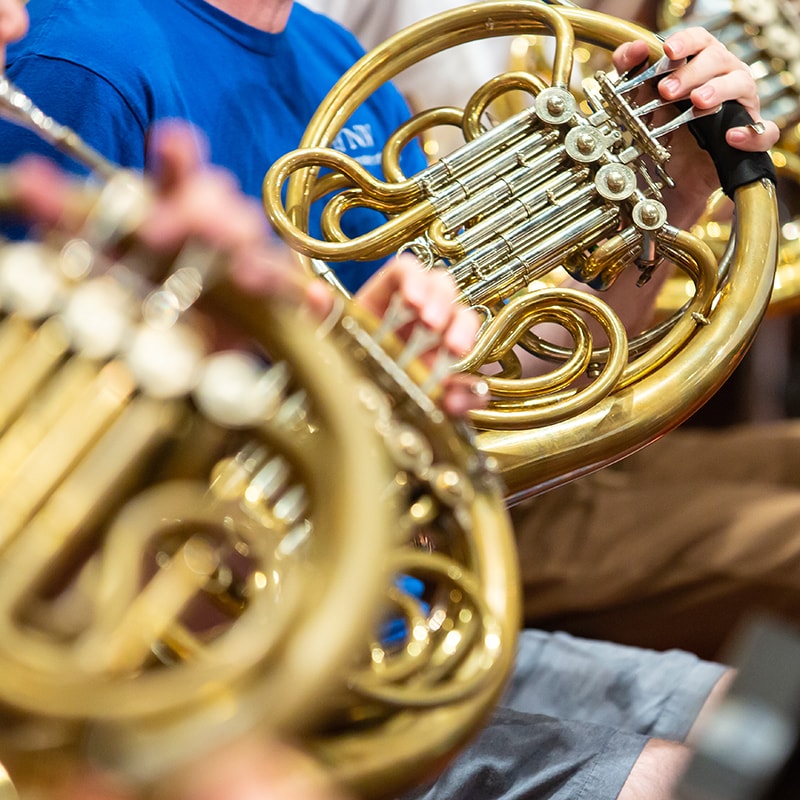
[512,420,800,659]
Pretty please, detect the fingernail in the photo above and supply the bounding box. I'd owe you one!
[696,86,714,103]
[668,39,683,58]
[660,76,679,94]
[728,128,746,144]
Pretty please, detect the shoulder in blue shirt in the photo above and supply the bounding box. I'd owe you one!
[2,0,427,291]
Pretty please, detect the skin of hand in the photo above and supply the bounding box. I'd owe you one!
[51,736,353,800]
[7,120,485,416]
[144,122,485,416]
[611,27,780,235]
[354,252,485,415]
[514,27,780,361]
[589,27,779,331]
[613,27,780,152]
[0,0,27,63]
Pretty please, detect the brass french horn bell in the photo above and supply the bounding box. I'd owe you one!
[264,0,779,503]
[0,80,519,799]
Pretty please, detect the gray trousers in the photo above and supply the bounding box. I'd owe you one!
[404,629,726,799]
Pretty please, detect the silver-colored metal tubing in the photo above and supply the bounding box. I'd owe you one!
[426,129,558,215]
[437,141,569,231]
[449,185,598,288]
[453,166,588,253]
[419,108,543,194]
[458,205,618,306]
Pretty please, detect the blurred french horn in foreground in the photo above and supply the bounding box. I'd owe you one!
[264,0,779,502]
[0,77,519,798]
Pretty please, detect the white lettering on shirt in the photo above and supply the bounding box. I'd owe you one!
[331,123,375,154]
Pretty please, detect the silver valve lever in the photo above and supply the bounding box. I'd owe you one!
[614,54,765,139]
[0,72,117,180]
[615,54,686,95]
[648,103,724,140]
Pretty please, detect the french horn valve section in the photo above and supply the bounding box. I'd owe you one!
[264,1,779,500]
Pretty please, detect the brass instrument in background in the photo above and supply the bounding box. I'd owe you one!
[263,0,779,502]
[657,0,800,316]
[0,79,519,798]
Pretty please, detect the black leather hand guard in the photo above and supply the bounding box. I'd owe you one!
[687,100,776,199]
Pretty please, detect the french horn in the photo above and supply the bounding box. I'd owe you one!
[263,0,779,502]
[0,77,519,798]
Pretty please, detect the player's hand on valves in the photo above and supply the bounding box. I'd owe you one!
[145,122,485,419]
[355,253,485,417]
[613,26,780,152]
[149,124,485,416]
[148,125,487,417]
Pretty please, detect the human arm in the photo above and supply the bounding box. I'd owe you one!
[618,669,735,800]
[618,738,694,800]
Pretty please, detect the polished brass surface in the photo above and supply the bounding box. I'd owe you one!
[298,296,520,799]
[0,84,519,799]
[0,765,16,800]
[0,184,397,793]
[263,0,779,502]
[772,147,800,313]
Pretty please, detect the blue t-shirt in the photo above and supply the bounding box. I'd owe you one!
[2,0,427,291]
